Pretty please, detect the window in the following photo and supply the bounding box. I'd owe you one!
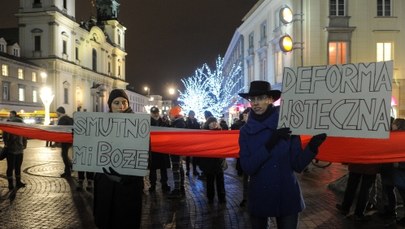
[33,89,38,103]
[13,49,19,57]
[248,33,254,49]
[62,40,67,54]
[63,0,67,9]
[118,32,121,45]
[64,88,69,104]
[92,49,97,71]
[2,64,8,76]
[108,62,111,74]
[259,58,267,80]
[377,0,392,16]
[32,72,37,82]
[328,42,348,65]
[18,69,24,79]
[0,44,4,52]
[330,0,346,16]
[34,36,41,51]
[75,47,79,60]
[118,65,121,76]
[2,82,10,101]
[18,85,25,102]
[275,52,283,83]
[260,22,267,41]
[377,42,392,61]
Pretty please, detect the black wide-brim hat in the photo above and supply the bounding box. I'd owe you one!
[239,81,281,101]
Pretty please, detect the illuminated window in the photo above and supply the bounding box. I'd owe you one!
[33,89,38,103]
[18,69,24,79]
[328,42,348,65]
[377,0,391,16]
[330,0,346,16]
[2,64,8,76]
[18,85,25,102]
[376,42,392,61]
[32,72,37,82]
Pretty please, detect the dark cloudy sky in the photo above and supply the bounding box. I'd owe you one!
[1,0,257,97]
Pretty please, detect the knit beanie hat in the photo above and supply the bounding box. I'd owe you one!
[108,89,129,110]
[169,106,182,118]
[56,106,66,114]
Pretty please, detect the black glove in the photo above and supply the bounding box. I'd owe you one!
[102,167,122,183]
[265,128,291,152]
[307,133,327,152]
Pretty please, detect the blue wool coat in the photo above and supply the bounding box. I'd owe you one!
[239,107,316,217]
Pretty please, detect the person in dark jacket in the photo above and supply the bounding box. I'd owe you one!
[185,110,201,176]
[56,106,74,178]
[148,106,171,193]
[231,107,251,207]
[3,111,27,190]
[167,106,187,199]
[199,117,227,204]
[238,81,327,229]
[93,89,144,229]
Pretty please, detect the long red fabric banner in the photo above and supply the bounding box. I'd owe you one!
[0,121,404,163]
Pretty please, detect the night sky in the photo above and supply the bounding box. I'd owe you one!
[0,0,257,97]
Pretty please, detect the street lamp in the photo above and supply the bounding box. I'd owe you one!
[168,87,175,96]
[40,86,54,125]
[144,86,150,96]
[40,72,47,84]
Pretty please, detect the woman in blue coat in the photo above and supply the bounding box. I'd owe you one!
[238,81,327,229]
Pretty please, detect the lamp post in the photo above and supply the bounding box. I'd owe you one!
[40,86,54,125]
[144,86,150,97]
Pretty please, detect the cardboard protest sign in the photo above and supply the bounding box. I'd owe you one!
[278,61,392,139]
[72,112,150,176]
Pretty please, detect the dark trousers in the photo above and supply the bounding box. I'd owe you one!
[170,155,184,191]
[78,171,94,181]
[6,153,23,179]
[341,172,376,216]
[61,143,72,174]
[250,213,299,229]
[206,172,225,201]
[149,168,168,186]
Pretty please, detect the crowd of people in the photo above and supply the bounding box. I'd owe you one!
[3,81,405,229]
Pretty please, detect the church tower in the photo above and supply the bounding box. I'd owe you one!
[96,0,120,21]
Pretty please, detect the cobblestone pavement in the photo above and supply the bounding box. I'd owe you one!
[0,140,404,228]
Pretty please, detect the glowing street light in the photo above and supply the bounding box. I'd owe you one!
[40,86,54,125]
[144,86,150,96]
[168,87,176,95]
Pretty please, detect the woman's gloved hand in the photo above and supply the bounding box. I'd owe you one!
[307,133,327,153]
[265,128,291,152]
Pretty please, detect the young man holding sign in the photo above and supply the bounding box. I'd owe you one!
[238,81,326,229]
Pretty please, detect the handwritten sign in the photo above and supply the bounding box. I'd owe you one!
[72,112,150,176]
[278,61,393,139]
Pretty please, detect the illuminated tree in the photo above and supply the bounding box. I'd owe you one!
[178,56,243,121]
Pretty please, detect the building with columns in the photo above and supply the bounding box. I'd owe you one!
[0,0,148,116]
[228,0,404,117]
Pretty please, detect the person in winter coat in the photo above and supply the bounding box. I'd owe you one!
[3,111,27,190]
[185,110,201,176]
[199,117,227,204]
[391,118,405,225]
[56,106,74,178]
[167,105,187,199]
[238,81,327,229]
[93,89,144,229]
[148,106,171,193]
